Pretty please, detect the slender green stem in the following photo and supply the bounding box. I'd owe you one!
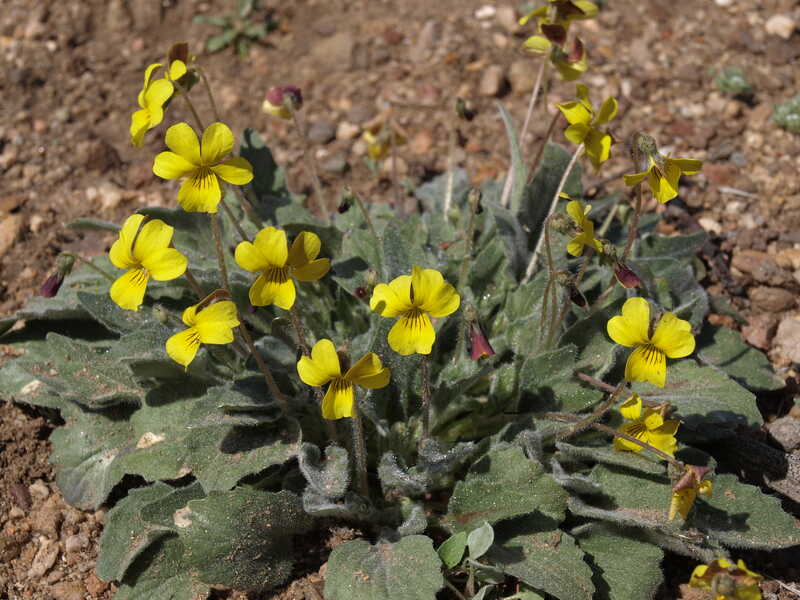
[210,213,229,291]
[443,115,458,215]
[597,194,621,237]
[466,562,476,598]
[523,142,584,283]
[555,378,628,441]
[351,392,370,498]
[230,184,263,229]
[420,354,432,443]
[183,268,205,298]
[219,196,249,243]
[444,580,468,600]
[621,183,643,263]
[287,102,329,221]
[545,248,593,348]
[546,412,681,466]
[539,275,554,346]
[62,252,115,282]
[288,305,311,355]
[196,65,221,122]
[177,83,205,131]
[526,110,561,184]
[238,323,290,416]
[351,189,379,243]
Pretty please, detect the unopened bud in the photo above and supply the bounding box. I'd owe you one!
[40,254,75,298]
[549,212,572,234]
[630,132,660,172]
[614,262,641,289]
[568,284,587,307]
[354,286,367,299]
[468,321,495,360]
[672,465,711,492]
[262,86,303,119]
[153,304,170,324]
[365,268,379,288]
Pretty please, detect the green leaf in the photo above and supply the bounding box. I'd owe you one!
[97,482,193,582]
[560,299,623,377]
[555,441,666,475]
[206,29,238,52]
[467,521,494,559]
[517,345,603,413]
[114,536,210,600]
[696,324,783,391]
[638,231,707,262]
[50,388,301,510]
[0,336,66,408]
[178,489,311,590]
[240,128,291,222]
[486,516,594,600]
[325,536,443,600]
[694,474,800,549]
[40,333,144,409]
[574,523,664,600]
[381,216,426,280]
[631,360,762,440]
[484,201,527,280]
[67,217,121,232]
[76,292,155,334]
[298,443,350,499]
[497,103,528,213]
[443,446,567,533]
[438,532,467,568]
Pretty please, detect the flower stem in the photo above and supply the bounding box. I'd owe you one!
[621,183,643,263]
[219,195,249,243]
[519,58,548,157]
[454,189,481,360]
[350,188,378,243]
[183,268,205,298]
[210,213,229,291]
[555,378,628,441]
[351,391,370,498]
[420,354,432,444]
[545,248,593,348]
[444,580,469,600]
[526,110,561,184]
[287,101,329,221]
[177,83,205,132]
[195,65,221,123]
[545,412,681,466]
[61,252,115,282]
[230,184,263,229]
[237,323,290,416]
[288,305,311,355]
[522,142,584,283]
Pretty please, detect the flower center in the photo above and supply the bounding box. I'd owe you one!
[403,308,427,331]
[191,166,215,189]
[187,328,202,347]
[132,267,149,285]
[639,343,665,366]
[626,422,647,439]
[262,265,290,284]
[330,377,350,392]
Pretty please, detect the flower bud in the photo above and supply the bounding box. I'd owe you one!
[168,42,189,65]
[549,212,572,235]
[40,254,75,298]
[568,284,587,307]
[614,262,641,289]
[630,132,660,172]
[468,321,495,360]
[262,86,303,119]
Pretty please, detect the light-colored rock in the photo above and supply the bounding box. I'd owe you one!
[766,415,800,452]
[774,316,800,363]
[29,214,46,233]
[336,121,360,141]
[479,65,507,97]
[28,538,59,578]
[64,534,89,554]
[741,313,777,350]
[509,60,536,93]
[311,31,354,71]
[495,5,519,33]
[410,129,434,155]
[697,217,722,235]
[475,5,496,19]
[29,479,50,500]
[0,213,22,258]
[748,286,796,312]
[776,248,800,270]
[765,14,796,40]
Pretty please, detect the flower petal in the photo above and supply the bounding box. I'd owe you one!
[564,122,591,146]
[165,122,201,165]
[557,100,592,126]
[132,218,173,261]
[110,268,149,311]
[153,151,197,180]
[387,311,435,355]
[625,344,667,387]
[651,313,695,358]
[166,327,201,369]
[522,35,552,54]
[321,379,355,419]
[181,304,199,326]
[177,171,222,213]
[292,258,330,282]
[235,240,270,272]
[298,339,341,386]
[613,422,647,453]
[607,297,651,347]
[249,272,296,309]
[345,352,391,388]
[141,247,187,280]
[211,157,254,185]
[623,170,650,187]
[619,395,643,420]
[142,78,174,112]
[585,130,611,168]
[670,158,702,175]
[253,226,288,268]
[647,421,679,457]
[109,214,145,269]
[594,96,618,126]
[669,488,697,521]
[130,109,153,147]
[650,167,678,204]
[566,200,587,227]
[168,59,187,81]
[370,277,412,317]
[200,122,234,165]
[287,231,321,268]
[411,266,460,317]
[193,301,239,344]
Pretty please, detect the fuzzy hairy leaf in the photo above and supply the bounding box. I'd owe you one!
[438,532,467,568]
[486,516,594,600]
[443,446,567,533]
[555,441,666,476]
[298,443,350,499]
[50,387,301,510]
[497,103,528,214]
[696,324,783,391]
[517,345,603,413]
[574,523,664,600]
[240,128,291,222]
[178,489,311,590]
[631,360,762,440]
[114,536,210,600]
[325,536,443,600]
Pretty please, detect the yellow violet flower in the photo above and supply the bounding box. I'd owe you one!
[606,297,695,387]
[565,200,603,257]
[557,83,617,169]
[297,339,391,419]
[613,393,678,457]
[235,227,330,310]
[152,122,254,213]
[166,300,240,369]
[623,154,703,204]
[689,559,762,600]
[370,266,460,356]
[523,36,588,81]
[109,214,188,311]
[130,63,175,147]
[669,465,713,521]
[519,0,599,29]
[362,122,407,162]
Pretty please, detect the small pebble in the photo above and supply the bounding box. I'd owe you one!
[765,14,796,40]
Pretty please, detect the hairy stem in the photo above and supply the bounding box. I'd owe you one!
[183,268,205,298]
[454,189,481,360]
[420,354,432,443]
[555,378,628,441]
[288,102,329,221]
[62,252,115,282]
[219,195,249,243]
[527,111,561,184]
[238,323,290,416]
[621,183,643,263]
[210,213,229,291]
[519,58,548,153]
[351,393,370,498]
[196,65,221,122]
